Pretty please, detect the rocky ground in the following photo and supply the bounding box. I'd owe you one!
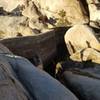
[0,0,100,100]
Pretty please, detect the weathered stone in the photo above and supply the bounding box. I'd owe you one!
[22,0,51,32]
[62,70,100,100]
[22,0,89,28]
[70,48,100,64]
[0,16,35,39]
[86,0,99,4]
[64,24,100,54]
[29,18,46,30]
[0,0,26,12]
[64,24,100,63]
[22,1,40,19]
[32,0,88,27]
[86,0,100,28]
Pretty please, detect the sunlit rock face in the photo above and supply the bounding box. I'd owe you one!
[22,0,39,19]
[64,24,100,53]
[86,0,100,28]
[64,24,100,63]
[0,0,26,12]
[0,16,35,39]
[32,0,88,27]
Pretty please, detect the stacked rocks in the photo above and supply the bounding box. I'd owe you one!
[0,0,99,37]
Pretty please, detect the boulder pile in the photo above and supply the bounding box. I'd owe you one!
[0,0,99,39]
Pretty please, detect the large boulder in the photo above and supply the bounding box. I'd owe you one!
[64,24,100,54]
[64,24,100,63]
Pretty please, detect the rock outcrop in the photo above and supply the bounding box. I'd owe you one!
[0,16,35,39]
[86,0,100,28]
[0,0,90,39]
[31,0,88,27]
[64,24,100,64]
[64,24,100,53]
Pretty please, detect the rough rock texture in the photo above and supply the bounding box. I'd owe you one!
[0,0,25,12]
[64,24,100,63]
[31,0,88,27]
[70,48,100,64]
[86,0,100,28]
[22,0,40,19]
[64,24,100,53]
[0,0,96,39]
[0,16,35,39]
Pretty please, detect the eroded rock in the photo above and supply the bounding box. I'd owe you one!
[70,48,100,64]
[32,0,88,27]
[0,16,35,39]
[64,24,100,64]
[0,0,90,33]
[64,24,100,53]
[86,0,100,28]
[22,0,40,19]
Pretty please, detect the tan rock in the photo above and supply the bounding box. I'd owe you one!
[70,48,100,64]
[86,0,99,4]
[0,16,34,39]
[18,25,35,36]
[64,24,100,55]
[22,1,39,19]
[29,18,44,30]
[70,50,82,62]
[33,0,88,27]
[86,0,100,28]
[65,24,100,64]
[0,0,26,12]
